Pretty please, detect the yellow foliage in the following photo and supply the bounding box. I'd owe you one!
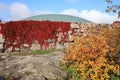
[64,27,120,80]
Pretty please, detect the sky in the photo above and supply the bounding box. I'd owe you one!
[0,0,120,23]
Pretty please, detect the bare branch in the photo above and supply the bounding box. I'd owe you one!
[105,0,120,18]
[106,0,112,4]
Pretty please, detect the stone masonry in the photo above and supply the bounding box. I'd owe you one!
[0,22,112,52]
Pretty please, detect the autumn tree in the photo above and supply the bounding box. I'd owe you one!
[63,27,120,80]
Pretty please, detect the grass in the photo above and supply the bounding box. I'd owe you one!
[10,48,62,56]
[34,48,62,54]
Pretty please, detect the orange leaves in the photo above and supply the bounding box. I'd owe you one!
[105,44,110,48]
[63,27,120,80]
[84,47,91,53]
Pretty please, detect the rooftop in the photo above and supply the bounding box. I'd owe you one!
[25,14,92,23]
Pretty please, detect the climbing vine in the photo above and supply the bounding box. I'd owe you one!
[0,20,70,52]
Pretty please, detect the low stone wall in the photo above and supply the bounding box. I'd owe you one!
[0,22,113,52]
[0,24,4,53]
[68,23,111,42]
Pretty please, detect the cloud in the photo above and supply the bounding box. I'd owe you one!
[60,9,80,17]
[60,9,120,23]
[10,2,32,20]
[80,10,119,23]
[9,2,52,20]
[34,10,52,15]
[0,2,8,12]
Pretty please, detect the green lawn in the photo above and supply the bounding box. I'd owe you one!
[10,48,62,56]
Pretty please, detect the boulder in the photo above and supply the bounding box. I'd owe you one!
[0,52,68,80]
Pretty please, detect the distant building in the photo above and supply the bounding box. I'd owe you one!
[24,14,92,23]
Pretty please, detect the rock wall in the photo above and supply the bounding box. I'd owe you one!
[0,22,113,52]
[0,23,4,53]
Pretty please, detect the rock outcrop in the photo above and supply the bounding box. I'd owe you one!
[0,52,68,80]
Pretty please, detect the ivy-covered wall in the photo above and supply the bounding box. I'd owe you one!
[0,21,117,52]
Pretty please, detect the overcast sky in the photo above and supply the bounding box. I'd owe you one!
[0,0,120,23]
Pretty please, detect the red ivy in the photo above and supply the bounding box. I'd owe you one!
[0,20,70,51]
